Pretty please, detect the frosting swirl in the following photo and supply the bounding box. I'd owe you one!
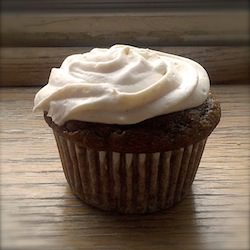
[33,45,210,125]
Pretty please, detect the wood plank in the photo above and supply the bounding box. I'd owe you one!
[1,46,249,87]
[0,85,249,250]
[1,11,248,47]
[2,0,248,12]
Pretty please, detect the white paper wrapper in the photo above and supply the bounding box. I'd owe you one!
[53,130,206,213]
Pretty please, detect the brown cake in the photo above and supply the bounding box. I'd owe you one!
[44,93,220,213]
[45,93,220,153]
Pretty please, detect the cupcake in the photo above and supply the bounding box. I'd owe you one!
[33,45,221,214]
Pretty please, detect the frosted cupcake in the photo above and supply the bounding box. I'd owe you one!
[34,45,221,213]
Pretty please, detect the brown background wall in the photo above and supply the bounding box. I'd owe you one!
[1,1,249,86]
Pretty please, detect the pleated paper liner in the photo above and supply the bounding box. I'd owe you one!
[53,130,206,214]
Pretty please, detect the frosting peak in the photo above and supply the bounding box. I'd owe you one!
[34,45,210,125]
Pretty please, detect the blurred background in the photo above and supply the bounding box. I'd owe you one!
[1,0,249,86]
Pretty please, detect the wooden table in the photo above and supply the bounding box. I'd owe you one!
[1,84,249,250]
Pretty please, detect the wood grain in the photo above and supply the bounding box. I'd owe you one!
[1,11,248,47]
[1,46,249,86]
[0,85,249,250]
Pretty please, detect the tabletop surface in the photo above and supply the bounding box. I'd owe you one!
[1,84,249,250]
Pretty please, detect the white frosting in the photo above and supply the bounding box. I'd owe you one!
[33,45,210,125]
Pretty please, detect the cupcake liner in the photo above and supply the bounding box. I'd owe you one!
[53,130,207,214]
